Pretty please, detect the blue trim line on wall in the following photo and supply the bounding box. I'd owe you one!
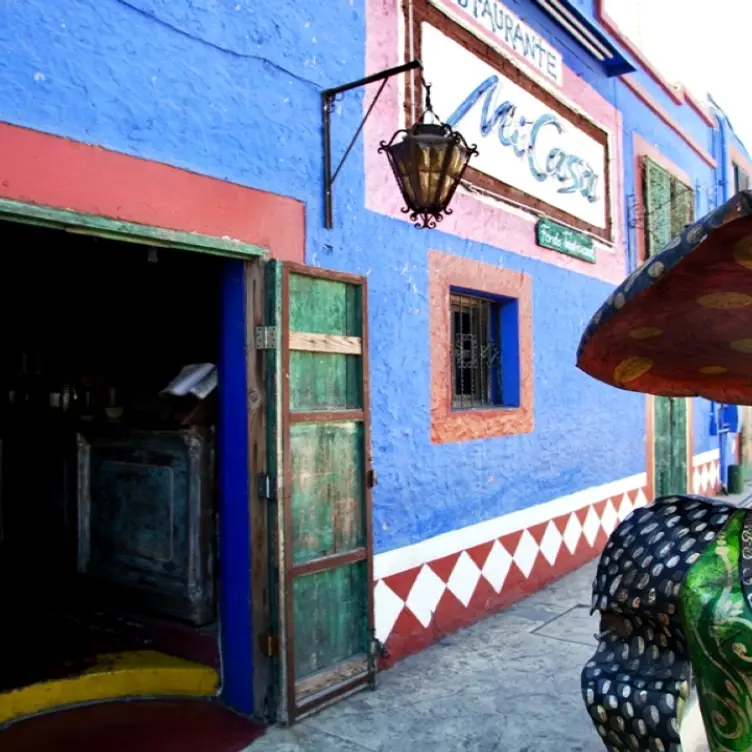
[500,298,522,408]
[218,259,254,714]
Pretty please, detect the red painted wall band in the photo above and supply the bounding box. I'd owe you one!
[596,1,715,128]
[0,122,305,263]
[622,78,716,169]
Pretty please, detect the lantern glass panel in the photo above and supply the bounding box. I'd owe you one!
[379,116,477,228]
[441,143,468,202]
[388,140,416,206]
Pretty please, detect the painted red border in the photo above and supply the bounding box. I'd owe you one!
[621,78,716,169]
[364,0,629,287]
[596,1,715,127]
[409,3,613,241]
[731,144,752,174]
[0,122,305,263]
[730,143,752,190]
[429,250,533,444]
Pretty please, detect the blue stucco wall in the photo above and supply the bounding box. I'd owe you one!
[367,238,643,551]
[694,400,715,456]
[0,0,727,555]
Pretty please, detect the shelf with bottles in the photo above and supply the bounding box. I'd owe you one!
[1,350,125,429]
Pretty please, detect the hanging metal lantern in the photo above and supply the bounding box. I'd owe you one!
[379,82,478,229]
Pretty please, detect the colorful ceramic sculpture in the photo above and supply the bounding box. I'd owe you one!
[578,192,752,751]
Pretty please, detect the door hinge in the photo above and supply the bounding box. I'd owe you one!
[367,469,377,488]
[259,633,279,657]
[258,473,276,500]
[255,326,277,350]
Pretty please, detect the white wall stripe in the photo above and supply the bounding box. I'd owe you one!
[693,449,720,467]
[373,472,647,580]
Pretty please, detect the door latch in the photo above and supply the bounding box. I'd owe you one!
[258,473,276,500]
[259,633,279,657]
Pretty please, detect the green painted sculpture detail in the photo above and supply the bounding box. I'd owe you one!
[681,510,752,751]
[581,496,742,751]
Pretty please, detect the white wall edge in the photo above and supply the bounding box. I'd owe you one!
[693,448,720,467]
[373,471,647,580]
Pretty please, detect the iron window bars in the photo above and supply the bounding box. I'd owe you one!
[451,293,502,409]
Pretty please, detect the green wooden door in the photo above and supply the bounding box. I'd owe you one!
[645,157,689,496]
[266,261,374,723]
[653,396,688,496]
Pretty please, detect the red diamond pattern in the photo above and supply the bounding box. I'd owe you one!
[373,476,653,665]
[466,541,495,570]
[692,455,721,496]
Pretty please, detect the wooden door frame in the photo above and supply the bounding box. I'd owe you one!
[245,258,273,719]
[0,198,267,259]
[646,395,694,498]
[275,261,374,723]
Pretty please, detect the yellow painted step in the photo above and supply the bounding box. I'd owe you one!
[0,650,219,727]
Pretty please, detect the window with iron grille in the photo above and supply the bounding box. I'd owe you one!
[451,292,503,409]
[643,157,695,257]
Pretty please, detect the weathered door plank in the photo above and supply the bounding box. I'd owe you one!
[269,261,373,723]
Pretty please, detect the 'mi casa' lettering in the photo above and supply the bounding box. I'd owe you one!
[429,0,563,85]
[446,76,600,204]
[422,23,608,230]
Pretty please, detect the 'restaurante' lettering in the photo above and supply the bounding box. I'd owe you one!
[443,0,561,84]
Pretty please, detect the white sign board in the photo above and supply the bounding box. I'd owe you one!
[429,0,563,86]
[422,24,608,229]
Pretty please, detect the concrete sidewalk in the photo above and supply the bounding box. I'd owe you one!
[248,562,609,751]
[244,492,750,752]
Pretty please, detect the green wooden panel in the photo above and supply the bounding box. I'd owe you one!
[292,561,367,680]
[654,397,688,496]
[645,158,672,257]
[670,178,695,238]
[670,398,688,494]
[290,422,364,565]
[654,396,673,497]
[288,274,361,336]
[282,267,371,712]
[289,352,362,411]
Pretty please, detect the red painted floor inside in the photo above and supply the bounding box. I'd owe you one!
[0,700,265,751]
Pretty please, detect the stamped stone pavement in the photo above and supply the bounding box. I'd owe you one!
[247,556,712,752]
[246,562,615,752]
[245,491,752,752]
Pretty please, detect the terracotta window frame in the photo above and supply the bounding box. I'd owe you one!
[430,250,533,444]
[404,0,613,242]
[632,133,693,266]
[731,143,752,193]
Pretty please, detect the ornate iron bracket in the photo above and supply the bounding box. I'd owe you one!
[323,59,423,229]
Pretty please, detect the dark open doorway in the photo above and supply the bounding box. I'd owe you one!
[0,219,223,704]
